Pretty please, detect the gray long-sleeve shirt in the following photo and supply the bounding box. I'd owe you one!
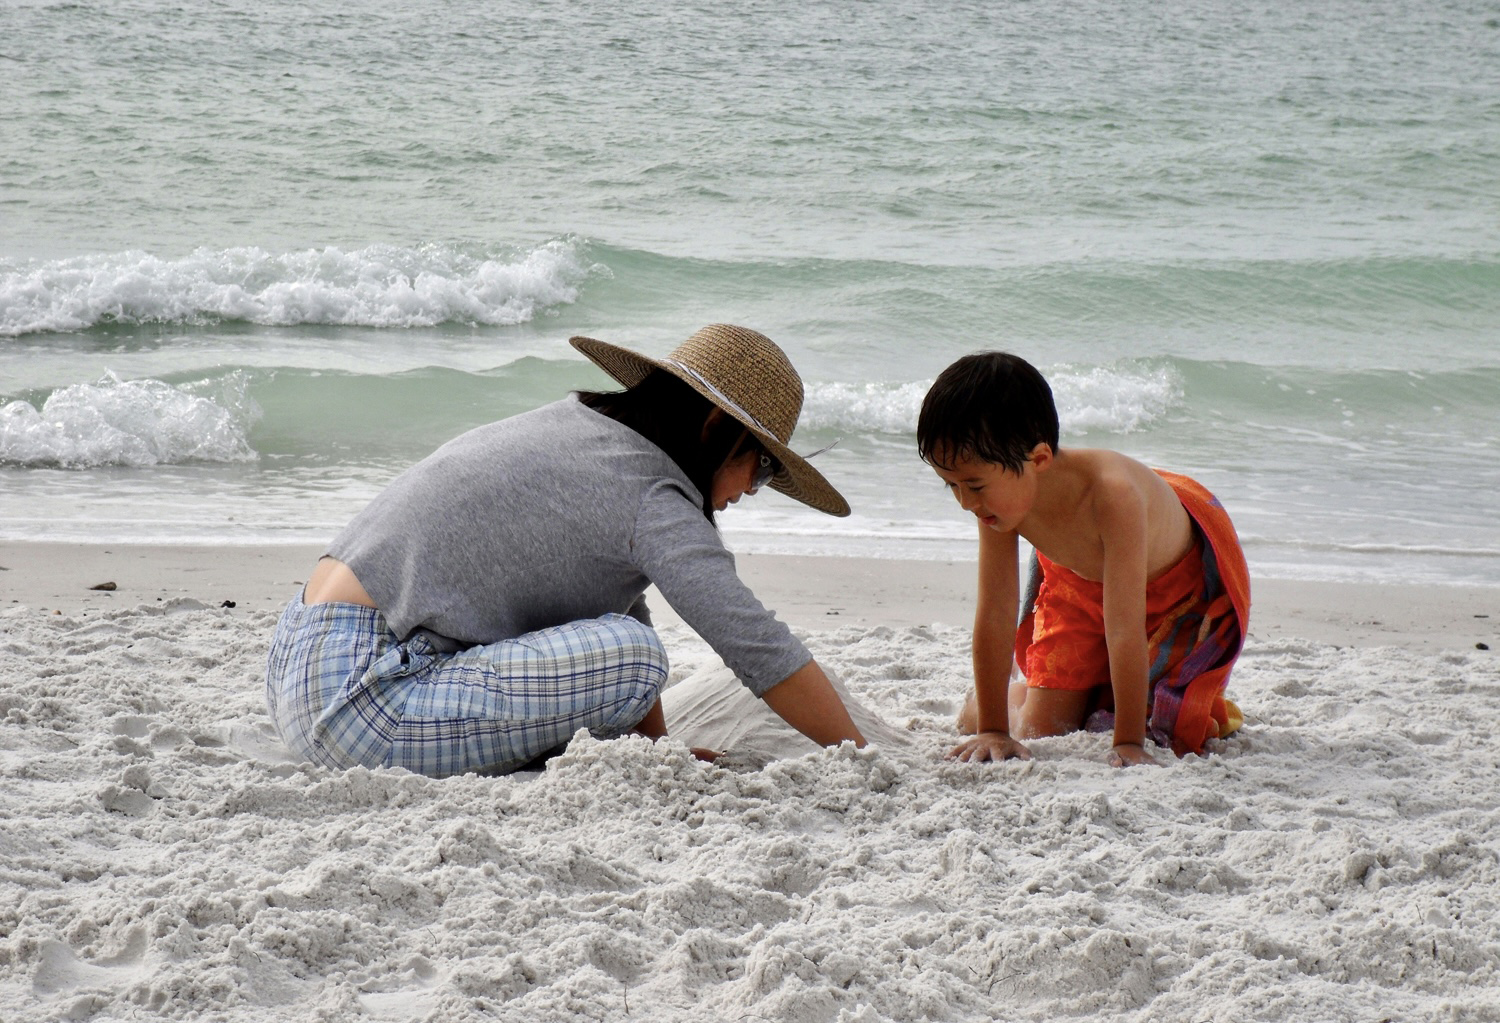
[327,397,810,696]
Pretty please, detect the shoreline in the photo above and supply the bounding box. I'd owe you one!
[3,540,1495,651]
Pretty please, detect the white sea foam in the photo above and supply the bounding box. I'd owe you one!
[0,372,259,468]
[0,239,597,336]
[1050,363,1182,435]
[803,364,1180,437]
[802,380,930,434]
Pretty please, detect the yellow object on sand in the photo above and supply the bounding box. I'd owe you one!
[1218,697,1244,738]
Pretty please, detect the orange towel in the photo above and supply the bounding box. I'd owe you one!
[1014,470,1250,756]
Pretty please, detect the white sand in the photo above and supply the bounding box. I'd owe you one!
[2,545,1499,1021]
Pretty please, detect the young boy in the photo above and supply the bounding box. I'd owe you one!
[917,353,1249,767]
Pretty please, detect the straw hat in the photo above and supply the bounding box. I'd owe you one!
[570,324,849,516]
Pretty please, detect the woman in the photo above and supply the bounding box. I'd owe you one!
[265,324,866,777]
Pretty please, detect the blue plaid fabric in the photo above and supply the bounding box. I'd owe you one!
[265,593,667,778]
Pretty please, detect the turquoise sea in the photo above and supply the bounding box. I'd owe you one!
[2,0,1497,584]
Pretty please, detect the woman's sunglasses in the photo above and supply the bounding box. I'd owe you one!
[745,438,836,494]
[750,451,782,493]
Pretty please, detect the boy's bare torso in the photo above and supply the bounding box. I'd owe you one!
[1020,448,1194,582]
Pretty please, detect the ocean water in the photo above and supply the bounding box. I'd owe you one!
[2,0,1497,585]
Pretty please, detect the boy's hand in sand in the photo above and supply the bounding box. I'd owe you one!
[1108,742,1159,768]
[948,730,1032,763]
[689,747,722,763]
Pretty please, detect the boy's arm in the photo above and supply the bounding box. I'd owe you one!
[1098,479,1158,767]
[950,524,1032,763]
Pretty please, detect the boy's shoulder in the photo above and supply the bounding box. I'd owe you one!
[1058,447,1161,490]
[1040,447,1184,537]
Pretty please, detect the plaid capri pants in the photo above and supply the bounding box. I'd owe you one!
[264,593,668,778]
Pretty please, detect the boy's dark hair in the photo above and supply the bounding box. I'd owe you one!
[579,369,748,523]
[917,352,1060,472]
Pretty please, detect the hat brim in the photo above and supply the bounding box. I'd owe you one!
[571,335,850,517]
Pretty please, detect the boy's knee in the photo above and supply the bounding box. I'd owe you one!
[955,691,978,734]
[955,681,1030,736]
[1015,686,1093,739]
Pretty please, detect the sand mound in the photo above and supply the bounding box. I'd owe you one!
[662,662,913,767]
[1,606,1497,1021]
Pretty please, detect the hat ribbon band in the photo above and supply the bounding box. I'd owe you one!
[662,358,782,443]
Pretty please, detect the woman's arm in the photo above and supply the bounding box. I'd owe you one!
[759,658,867,748]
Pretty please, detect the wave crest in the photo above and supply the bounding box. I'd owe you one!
[1050,363,1182,434]
[0,372,260,468]
[802,381,931,434]
[0,239,599,336]
[803,363,1180,437]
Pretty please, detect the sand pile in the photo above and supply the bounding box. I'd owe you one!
[2,601,1497,1021]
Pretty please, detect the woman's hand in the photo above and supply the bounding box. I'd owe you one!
[947,730,1032,763]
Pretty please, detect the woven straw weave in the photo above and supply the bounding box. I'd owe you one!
[570,324,848,516]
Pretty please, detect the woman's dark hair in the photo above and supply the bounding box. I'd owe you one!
[580,369,748,522]
[917,352,1060,472]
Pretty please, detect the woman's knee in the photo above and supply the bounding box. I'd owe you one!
[599,612,670,682]
[587,614,669,733]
